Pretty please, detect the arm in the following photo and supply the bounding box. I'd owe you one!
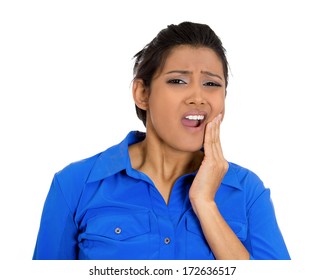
[244,187,290,260]
[33,175,79,259]
[189,115,249,260]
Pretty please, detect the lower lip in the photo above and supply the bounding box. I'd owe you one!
[181,119,205,132]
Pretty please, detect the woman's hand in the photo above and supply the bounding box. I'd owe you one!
[189,114,250,259]
[189,114,228,205]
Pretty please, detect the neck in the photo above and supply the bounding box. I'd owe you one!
[128,130,203,204]
[129,132,203,182]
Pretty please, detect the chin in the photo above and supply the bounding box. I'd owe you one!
[178,139,204,153]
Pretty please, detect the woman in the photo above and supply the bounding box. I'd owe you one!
[33,21,290,260]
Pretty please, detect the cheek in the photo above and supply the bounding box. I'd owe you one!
[211,96,225,113]
[148,94,178,125]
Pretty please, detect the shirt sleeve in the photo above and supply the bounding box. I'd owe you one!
[245,188,290,260]
[33,175,78,259]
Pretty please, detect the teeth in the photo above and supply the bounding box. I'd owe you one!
[185,115,205,121]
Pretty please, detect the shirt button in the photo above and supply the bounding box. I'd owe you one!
[164,237,171,245]
[114,227,122,234]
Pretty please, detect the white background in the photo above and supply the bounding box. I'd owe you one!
[1,0,324,278]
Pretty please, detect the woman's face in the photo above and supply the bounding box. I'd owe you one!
[146,45,226,152]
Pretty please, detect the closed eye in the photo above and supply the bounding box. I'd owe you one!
[167,79,187,85]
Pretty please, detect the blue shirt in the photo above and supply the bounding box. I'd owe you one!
[33,131,290,260]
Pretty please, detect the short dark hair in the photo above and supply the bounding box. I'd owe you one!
[133,21,229,127]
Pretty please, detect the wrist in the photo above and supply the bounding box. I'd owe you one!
[190,197,217,215]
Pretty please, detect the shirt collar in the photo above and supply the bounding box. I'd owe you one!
[221,163,243,191]
[87,131,243,191]
[86,131,146,183]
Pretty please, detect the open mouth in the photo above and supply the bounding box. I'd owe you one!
[182,114,205,128]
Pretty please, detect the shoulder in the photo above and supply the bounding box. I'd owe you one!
[46,152,102,203]
[55,152,101,185]
[51,131,138,198]
[226,162,262,187]
[228,162,263,185]
[50,152,103,208]
[226,162,268,203]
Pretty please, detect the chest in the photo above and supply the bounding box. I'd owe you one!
[75,174,247,259]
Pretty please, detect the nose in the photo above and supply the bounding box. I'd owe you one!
[186,85,206,105]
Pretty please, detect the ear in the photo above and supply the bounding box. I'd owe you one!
[132,79,149,111]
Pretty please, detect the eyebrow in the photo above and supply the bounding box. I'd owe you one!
[165,70,224,81]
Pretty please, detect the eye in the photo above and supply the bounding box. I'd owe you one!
[203,81,222,87]
[167,79,187,85]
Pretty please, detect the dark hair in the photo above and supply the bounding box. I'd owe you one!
[133,21,229,126]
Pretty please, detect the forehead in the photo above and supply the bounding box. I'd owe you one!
[161,45,224,73]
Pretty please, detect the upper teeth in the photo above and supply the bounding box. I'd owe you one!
[185,115,205,120]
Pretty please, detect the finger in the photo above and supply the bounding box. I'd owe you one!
[212,114,224,156]
[204,116,219,158]
[212,114,222,144]
[203,120,214,156]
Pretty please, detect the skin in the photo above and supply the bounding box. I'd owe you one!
[130,45,249,260]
